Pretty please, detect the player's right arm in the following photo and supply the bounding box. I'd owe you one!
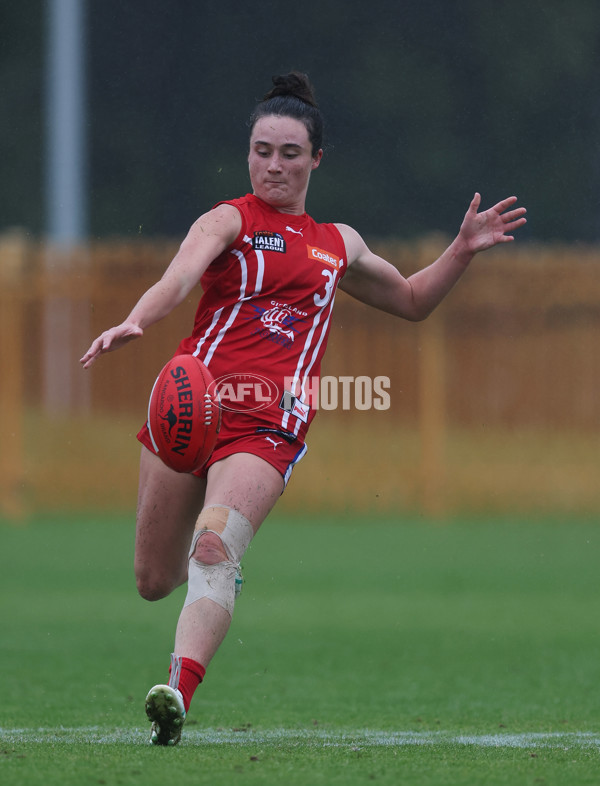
[80,204,241,368]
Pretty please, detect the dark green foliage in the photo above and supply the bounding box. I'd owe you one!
[1,2,600,241]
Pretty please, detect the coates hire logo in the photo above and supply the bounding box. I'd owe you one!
[307,245,341,270]
[208,373,280,413]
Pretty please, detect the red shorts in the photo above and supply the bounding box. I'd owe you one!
[137,411,307,487]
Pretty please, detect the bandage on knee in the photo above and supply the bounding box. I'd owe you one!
[184,505,254,616]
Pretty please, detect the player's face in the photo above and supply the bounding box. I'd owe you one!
[248,115,322,214]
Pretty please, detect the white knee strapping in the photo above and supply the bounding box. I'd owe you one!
[184,505,254,616]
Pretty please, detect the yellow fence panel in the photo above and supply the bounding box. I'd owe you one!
[1,235,598,518]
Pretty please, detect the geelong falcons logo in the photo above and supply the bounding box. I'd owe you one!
[260,306,297,342]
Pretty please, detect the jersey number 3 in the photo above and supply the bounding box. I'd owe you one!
[314,268,336,308]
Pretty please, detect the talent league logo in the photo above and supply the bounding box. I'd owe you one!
[253,231,286,253]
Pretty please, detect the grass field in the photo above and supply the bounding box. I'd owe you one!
[2,512,600,785]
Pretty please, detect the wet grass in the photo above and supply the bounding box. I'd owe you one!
[1,512,600,784]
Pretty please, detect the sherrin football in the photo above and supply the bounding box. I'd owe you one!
[147,354,221,473]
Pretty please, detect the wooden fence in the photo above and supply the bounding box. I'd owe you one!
[1,231,599,518]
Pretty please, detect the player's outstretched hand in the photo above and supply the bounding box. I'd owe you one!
[458,193,527,255]
[80,322,144,369]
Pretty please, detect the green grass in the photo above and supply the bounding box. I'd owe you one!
[2,512,600,784]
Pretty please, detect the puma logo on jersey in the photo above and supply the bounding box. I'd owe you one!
[307,245,341,270]
[286,225,304,237]
[265,437,283,450]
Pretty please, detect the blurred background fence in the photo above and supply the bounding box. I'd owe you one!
[1,231,599,519]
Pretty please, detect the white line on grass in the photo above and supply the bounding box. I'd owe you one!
[1,727,600,749]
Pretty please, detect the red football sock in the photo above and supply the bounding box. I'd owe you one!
[169,656,206,712]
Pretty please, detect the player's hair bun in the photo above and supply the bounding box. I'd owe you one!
[250,71,324,155]
[264,72,318,108]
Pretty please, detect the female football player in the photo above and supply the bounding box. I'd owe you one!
[80,72,526,745]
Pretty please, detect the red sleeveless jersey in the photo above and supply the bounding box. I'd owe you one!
[175,194,347,443]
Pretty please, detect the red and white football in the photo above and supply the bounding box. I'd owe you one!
[147,354,221,473]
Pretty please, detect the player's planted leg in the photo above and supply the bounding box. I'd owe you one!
[142,453,284,746]
[145,506,253,745]
[145,683,186,747]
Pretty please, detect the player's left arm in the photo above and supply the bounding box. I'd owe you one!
[337,193,526,321]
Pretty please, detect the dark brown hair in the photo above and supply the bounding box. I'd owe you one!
[249,71,324,156]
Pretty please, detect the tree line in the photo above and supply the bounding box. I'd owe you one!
[2,0,599,242]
